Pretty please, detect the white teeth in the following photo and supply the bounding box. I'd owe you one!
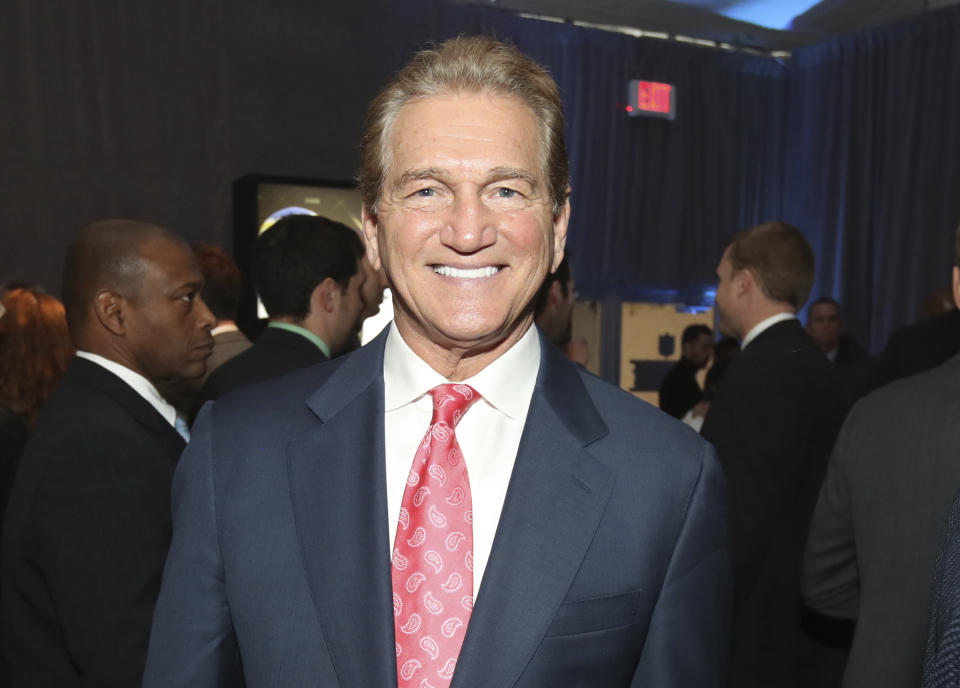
[433,265,499,279]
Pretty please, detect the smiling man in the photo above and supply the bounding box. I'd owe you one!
[144,37,731,688]
[2,219,215,687]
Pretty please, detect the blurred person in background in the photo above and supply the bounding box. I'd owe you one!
[0,286,72,688]
[659,323,713,420]
[805,297,876,399]
[0,287,73,511]
[193,245,251,381]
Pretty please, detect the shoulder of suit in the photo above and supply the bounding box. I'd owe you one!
[207,353,345,422]
[576,367,708,456]
[851,353,960,422]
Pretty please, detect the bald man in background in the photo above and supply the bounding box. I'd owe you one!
[2,220,215,687]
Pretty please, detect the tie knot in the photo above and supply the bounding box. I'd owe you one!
[430,384,479,427]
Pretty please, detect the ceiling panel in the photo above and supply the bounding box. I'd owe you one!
[453,0,960,49]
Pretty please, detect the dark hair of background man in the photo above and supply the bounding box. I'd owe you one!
[533,251,571,318]
[253,215,364,320]
[682,323,713,346]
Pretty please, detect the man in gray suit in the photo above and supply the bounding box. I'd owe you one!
[803,224,960,688]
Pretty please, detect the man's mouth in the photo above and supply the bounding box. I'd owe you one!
[432,265,501,279]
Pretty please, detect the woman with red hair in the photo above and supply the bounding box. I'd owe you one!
[0,287,74,510]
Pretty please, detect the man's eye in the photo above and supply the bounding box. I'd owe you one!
[414,188,435,198]
[496,187,518,198]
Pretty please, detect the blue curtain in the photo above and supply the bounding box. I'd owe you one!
[3,0,959,356]
[782,7,960,351]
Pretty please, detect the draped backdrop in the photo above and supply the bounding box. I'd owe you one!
[2,0,959,363]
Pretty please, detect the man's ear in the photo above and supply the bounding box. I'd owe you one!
[312,278,341,315]
[361,205,382,271]
[550,192,571,273]
[93,289,126,336]
[953,266,960,310]
[737,268,755,298]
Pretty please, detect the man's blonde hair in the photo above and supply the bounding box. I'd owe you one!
[728,221,815,310]
[358,35,569,217]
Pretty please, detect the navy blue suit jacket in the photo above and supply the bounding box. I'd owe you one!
[144,329,731,687]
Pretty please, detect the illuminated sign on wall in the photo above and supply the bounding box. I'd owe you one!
[626,80,676,120]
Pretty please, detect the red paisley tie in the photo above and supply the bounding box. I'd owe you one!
[392,383,480,688]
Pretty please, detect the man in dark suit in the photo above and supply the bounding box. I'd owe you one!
[144,36,732,688]
[805,296,877,400]
[875,308,960,387]
[805,228,960,688]
[196,214,366,406]
[534,251,574,349]
[701,221,850,688]
[2,219,215,687]
[658,323,714,420]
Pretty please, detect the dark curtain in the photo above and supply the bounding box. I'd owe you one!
[783,6,960,352]
[2,0,960,356]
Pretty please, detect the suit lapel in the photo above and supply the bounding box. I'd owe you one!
[68,357,185,457]
[453,337,616,688]
[286,333,397,687]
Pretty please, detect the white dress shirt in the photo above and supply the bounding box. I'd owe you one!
[210,322,241,336]
[741,312,797,349]
[75,351,179,429]
[383,323,540,597]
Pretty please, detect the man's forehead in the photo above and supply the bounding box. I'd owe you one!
[387,92,542,173]
[811,303,839,318]
[139,238,201,284]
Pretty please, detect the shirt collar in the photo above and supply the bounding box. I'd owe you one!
[268,321,330,358]
[383,322,541,421]
[75,351,178,427]
[741,312,797,349]
[211,322,240,336]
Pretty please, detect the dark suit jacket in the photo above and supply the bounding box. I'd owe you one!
[875,309,960,388]
[1,357,185,687]
[144,329,732,687]
[195,326,328,409]
[701,318,850,688]
[203,329,252,383]
[658,357,702,419]
[805,353,960,688]
[923,482,960,688]
[832,336,877,401]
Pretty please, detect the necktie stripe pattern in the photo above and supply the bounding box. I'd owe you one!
[392,383,479,688]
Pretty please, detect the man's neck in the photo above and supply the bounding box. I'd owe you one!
[738,302,796,340]
[741,311,797,349]
[268,319,331,358]
[393,317,535,382]
[211,320,240,336]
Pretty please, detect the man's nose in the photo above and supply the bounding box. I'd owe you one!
[439,194,497,253]
[196,296,216,330]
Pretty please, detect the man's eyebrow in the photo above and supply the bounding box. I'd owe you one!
[393,168,448,189]
[487,167,539,188]
[393,167,540,190]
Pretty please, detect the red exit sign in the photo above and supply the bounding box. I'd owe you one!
[626,80,676,120]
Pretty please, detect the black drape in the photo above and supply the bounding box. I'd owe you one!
[782,7,960,352]
[2,0,960,358]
